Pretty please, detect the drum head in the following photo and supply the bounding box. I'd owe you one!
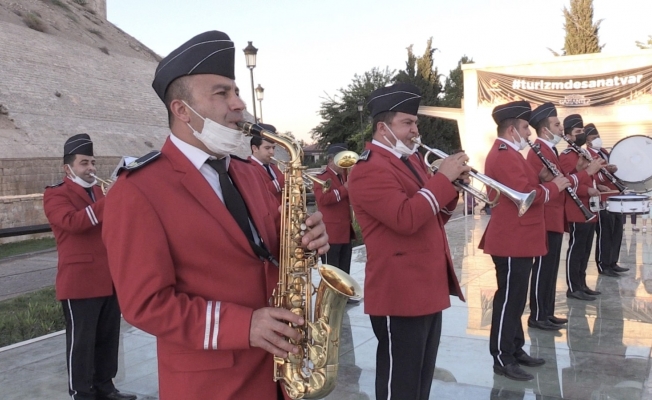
[610,135,652,192]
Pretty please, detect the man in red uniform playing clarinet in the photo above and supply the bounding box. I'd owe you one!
[481,101,570,381]
[349,83,470,400]
[102,30,330,400]
[525,103,602,331]
[44,134,136,400]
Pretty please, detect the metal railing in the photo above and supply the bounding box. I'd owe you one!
[0,224,51,239]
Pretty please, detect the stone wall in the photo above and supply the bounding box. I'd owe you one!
[0,157,121,196]
[0,194,51,244]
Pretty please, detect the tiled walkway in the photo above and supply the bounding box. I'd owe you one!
[1,215,651,399]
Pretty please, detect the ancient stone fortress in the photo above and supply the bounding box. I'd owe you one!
[0,0,169,240]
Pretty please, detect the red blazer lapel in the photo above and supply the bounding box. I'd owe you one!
[162,139,254,256]
[371,144,423,187]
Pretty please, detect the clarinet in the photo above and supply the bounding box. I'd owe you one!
[527,139,596,221]
[561,135,627,192]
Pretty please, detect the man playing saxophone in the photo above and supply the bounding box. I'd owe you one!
[102,30,330,400]
[348,83,470,400]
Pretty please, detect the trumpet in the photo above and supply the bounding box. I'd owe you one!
[90,173,113,194]
[333,150,359,168]
[411,138,536,217]
[303,173,331,193]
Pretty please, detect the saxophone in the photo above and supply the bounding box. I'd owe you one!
[237,122,362,399]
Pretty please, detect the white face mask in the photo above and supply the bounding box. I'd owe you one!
[590,137,603,149]
[544,127,562,145]
[66,165,96,188]
[183,101,246,157]
[512,127,528,151]
[382,122,417,156]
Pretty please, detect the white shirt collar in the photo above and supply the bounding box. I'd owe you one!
[537,136,555,150]
[249,155,264,167]
[497,137,521,151]
[372,139,402,158]
[170,133,229,170]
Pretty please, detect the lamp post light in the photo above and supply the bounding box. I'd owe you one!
[243,41,258,122]
[255,84,265,123]
[357,100,364,136]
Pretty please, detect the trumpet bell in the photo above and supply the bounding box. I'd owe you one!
[334,151,359,169]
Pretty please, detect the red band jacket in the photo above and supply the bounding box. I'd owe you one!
[480,139,561,257]
[103,138,284,400]
[314,167,355,244]
[558,147,597,223]
[587,147,620,194]
[249,156,285,203]
[348,142,463,317]
[43,179,113,300]
[526,138,592,233]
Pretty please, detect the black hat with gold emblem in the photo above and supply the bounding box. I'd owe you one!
[64,133,93,157]
[492,101,531,125]
[327,143,348,156]
[584,123,598,137]
[152,30,235,102]
[367,83,422,117]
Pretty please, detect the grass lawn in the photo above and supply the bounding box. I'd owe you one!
[0,237,56,260]
[0,286,64,347]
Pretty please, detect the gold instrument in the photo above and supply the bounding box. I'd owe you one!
[333,150,359,168]
[90,173,113,195]
[412,138,536,217]
[238,121,362,399]
[303,173,331,193]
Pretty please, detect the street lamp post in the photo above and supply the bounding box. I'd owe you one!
[357,100,364,137]
[243,41,258,122]
[255,84,264,123]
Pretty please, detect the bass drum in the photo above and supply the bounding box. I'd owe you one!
[610,135,652,193]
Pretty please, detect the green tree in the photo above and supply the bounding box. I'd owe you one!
[441,55,473,108]
[636,35,652,49]
[394,38,461,153]
[311,67,395,153]
[563,0,603,55]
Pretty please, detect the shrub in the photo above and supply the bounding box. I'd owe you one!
[23,12,46,32]
[0,287,65,347]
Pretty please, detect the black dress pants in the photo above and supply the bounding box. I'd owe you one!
[566,222,596,292]
[321,242,353,274]
[611,213,624,266]
[61,294,121,400]
[595,210,617,272]
[530,231,563,321]
[490,256,533,367]
[370,313,442,400]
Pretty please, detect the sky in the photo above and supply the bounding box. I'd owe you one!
[107,0,652,143]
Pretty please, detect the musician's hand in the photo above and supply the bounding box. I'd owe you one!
[606,164,618,173]
[250,307,303,358]
[552,176,571,192]
[438,152,472,182]
[585,159,604,175]
[104,180,116,194]
[539,166,554,182]
[576,156,590,172]
[588,187,600,196]
[302,211,330,255]
[597,184,610,192]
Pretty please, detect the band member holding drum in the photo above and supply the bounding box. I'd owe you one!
[559,114,605,301]
[102,30,330,400]
[348,83,468,399]
[585,123,629,277]
[480,101,569,381]
[249,124,285,204]
[525,103,603,331]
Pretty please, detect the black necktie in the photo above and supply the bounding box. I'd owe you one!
[264,164,275,180]
[552,146,559,158]
[84,187,95,202]
[401,156,424,185]
[206,158,255,244]
[337,174,344,185]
